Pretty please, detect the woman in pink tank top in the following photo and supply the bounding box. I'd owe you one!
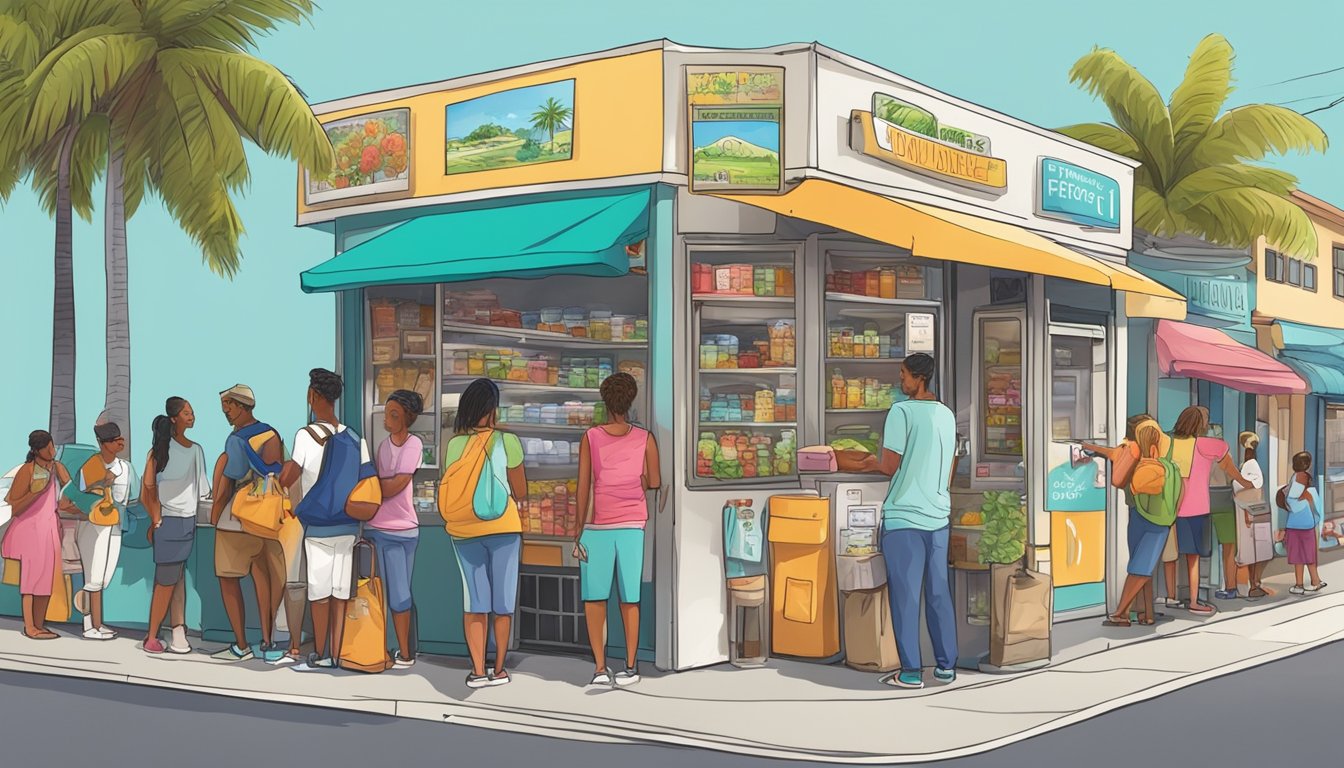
[573,373,661,687]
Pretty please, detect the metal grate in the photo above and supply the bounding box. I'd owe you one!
[517,569,588,649]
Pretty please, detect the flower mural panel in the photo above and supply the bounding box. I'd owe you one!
[305,107,412,204]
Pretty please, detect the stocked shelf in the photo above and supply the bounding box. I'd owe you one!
[699,367,797,375]
[702,421,798,428]
[441,321,648,349]
[692,295,795,306]
[496,422,590,435]
[824,292,939,308]
[442,376,599,395]
[825,358,901,364]
[826,408,888,414]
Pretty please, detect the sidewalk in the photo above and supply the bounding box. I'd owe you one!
[2,560,1343,764]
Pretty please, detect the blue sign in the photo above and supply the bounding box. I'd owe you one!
[1038,157,1121,230]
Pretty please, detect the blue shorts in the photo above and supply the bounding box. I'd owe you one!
[1176,515,1211,558]
[1126,507,1169,576]
[366,529,418,614]
[579,528,645,603]
[451,533,521,615]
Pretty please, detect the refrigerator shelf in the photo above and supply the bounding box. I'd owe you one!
[825,408,888,414]
[496,422,591,435]
[692,294,795,306]
[824,357,902,364]
[824,292,940,308]
[698,367,798,375]
[441,376,599,395]
[700,421,798,428]
[441,321,649,349]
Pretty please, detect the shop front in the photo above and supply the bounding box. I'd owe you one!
[293,41,1182,673]
[1128,239,1305,600]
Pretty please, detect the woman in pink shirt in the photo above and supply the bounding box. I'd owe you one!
[1169,407,1253,615]
[370,389,425,668]
[573,373,661,688]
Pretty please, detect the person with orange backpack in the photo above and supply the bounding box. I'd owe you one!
[438,378,527,689]
[1102,425,1183,627]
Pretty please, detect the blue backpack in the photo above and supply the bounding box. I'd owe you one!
[294,424,376,528]
[235,421,284,479]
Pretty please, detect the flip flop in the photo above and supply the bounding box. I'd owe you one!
[1187,603,1216,615]
[1102,616,1132,627]
[1307,582,1328,593]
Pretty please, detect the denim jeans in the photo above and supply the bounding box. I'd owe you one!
[882,525,958,672]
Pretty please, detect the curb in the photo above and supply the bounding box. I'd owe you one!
[2,602,1343,763]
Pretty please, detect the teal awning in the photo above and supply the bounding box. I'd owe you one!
[1278,321,1344,396]
[300,188,651,293]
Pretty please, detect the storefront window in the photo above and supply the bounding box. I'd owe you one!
[691,246,799,485]
[1326,405,1344,522]
[366,286,440,517]
[1049,330,1106,442]
[976,315,1024,463]
[822,250,943,462]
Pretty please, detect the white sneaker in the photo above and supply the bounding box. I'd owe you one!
[614,666,641,687]
[393,655,416,669]
[83,627,113,641]
[588,670,613,687]
[269,651,302,667]
[83,615,94,634]
[486,669,512,687]
[96,627,117,639]
[168,625,192,654]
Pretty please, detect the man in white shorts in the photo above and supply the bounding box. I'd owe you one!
[279,368,380,671]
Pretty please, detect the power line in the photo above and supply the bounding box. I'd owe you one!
[1261,65,1344,87]
[1302,95,1344,117]
[1275,91,1344,107]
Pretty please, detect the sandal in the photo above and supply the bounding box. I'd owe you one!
[1187,602,1216,615]
[1137,615,1156,626]
[1307,582,1328,593]
[1102,615,1132,627]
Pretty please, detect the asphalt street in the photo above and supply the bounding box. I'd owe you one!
[0,639,1338,767]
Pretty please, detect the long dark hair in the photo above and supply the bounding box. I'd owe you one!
[26,430,52,464]
[151,397,189,472]
[1172,406,1209,439]
[454,379,499,434]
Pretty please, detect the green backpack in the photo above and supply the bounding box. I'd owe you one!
[1134,441,1184,527]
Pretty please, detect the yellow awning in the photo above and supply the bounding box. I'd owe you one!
[712,179,1186,313]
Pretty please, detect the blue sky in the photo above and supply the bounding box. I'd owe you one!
[692,120,782,152]
[446,80,574,140]
[2,0,1341,461]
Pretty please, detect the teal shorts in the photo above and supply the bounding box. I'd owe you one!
[579,528,645,603]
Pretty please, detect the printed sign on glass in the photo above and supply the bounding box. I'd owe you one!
[305,108,411,205]
[907,312,936,352]
[687,67,785,194]
[1037,157,1121,230]
[445,80,575,176]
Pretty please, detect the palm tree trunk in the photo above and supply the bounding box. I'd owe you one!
[103,143,131,458]
[49,126,78,446]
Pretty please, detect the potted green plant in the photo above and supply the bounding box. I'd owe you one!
[978,491,1027,566]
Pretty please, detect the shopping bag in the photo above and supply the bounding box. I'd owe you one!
[232,474,289,539]
[339,539,391,673]
[989,563,1052,668]
[46,559,72,623]
[842,587,900,672]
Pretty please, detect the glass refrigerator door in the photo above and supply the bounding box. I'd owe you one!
[976,313,1024,480]
[690,246,800,486]
[821,251,942,457]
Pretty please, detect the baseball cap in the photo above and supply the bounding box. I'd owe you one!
[220,384,256,408]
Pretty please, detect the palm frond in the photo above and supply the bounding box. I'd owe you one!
[1167,164,1298,213]
[23,26,151,144]
[164,47,333,172]
[158,171,245,278]
[1169,34,1234,166]
[1183,186,1318,257]
[155,55,250,187]
[0,14,42,71]
[1068,46,1176,190]
[153,0,316,50]
[1055,122,1143,161]
[1190,104,1328,168]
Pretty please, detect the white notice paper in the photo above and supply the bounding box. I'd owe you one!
[907,312,935,352]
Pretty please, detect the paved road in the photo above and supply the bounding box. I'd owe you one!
[1,640,1338,767]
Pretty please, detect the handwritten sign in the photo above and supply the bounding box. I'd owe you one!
[907,312,936,352]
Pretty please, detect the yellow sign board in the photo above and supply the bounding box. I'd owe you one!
[850,110,1007,191]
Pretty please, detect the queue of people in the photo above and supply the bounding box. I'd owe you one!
[0,367,661,689]
[1087,405,1329,629]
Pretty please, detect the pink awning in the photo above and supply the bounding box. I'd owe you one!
[1155,320,1307,395]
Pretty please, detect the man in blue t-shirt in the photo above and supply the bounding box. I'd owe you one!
[837,353,957,690]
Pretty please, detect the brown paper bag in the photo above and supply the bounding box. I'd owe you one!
[990,563,1052,668]
[842,587,900,672]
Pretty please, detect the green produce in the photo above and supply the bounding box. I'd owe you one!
[829,438,871,453]
[978,491,1027,565]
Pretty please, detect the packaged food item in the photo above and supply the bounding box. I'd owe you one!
[618,360,646,387]
[397,302,422,329]
[419,304,436,329]
[371,301,399,339]
[371,338,399,365]
[879,269,896,300]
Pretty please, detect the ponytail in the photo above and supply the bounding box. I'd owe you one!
[151,397,188,473]
[26,430,53,464]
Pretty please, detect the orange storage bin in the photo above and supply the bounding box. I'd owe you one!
[767,495,839,659]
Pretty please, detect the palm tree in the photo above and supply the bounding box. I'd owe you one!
[531,96,573,150]
[9,0,334,455]
[1058,34,1328,257]
[0,0,133,446]
[93,0,333,456]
